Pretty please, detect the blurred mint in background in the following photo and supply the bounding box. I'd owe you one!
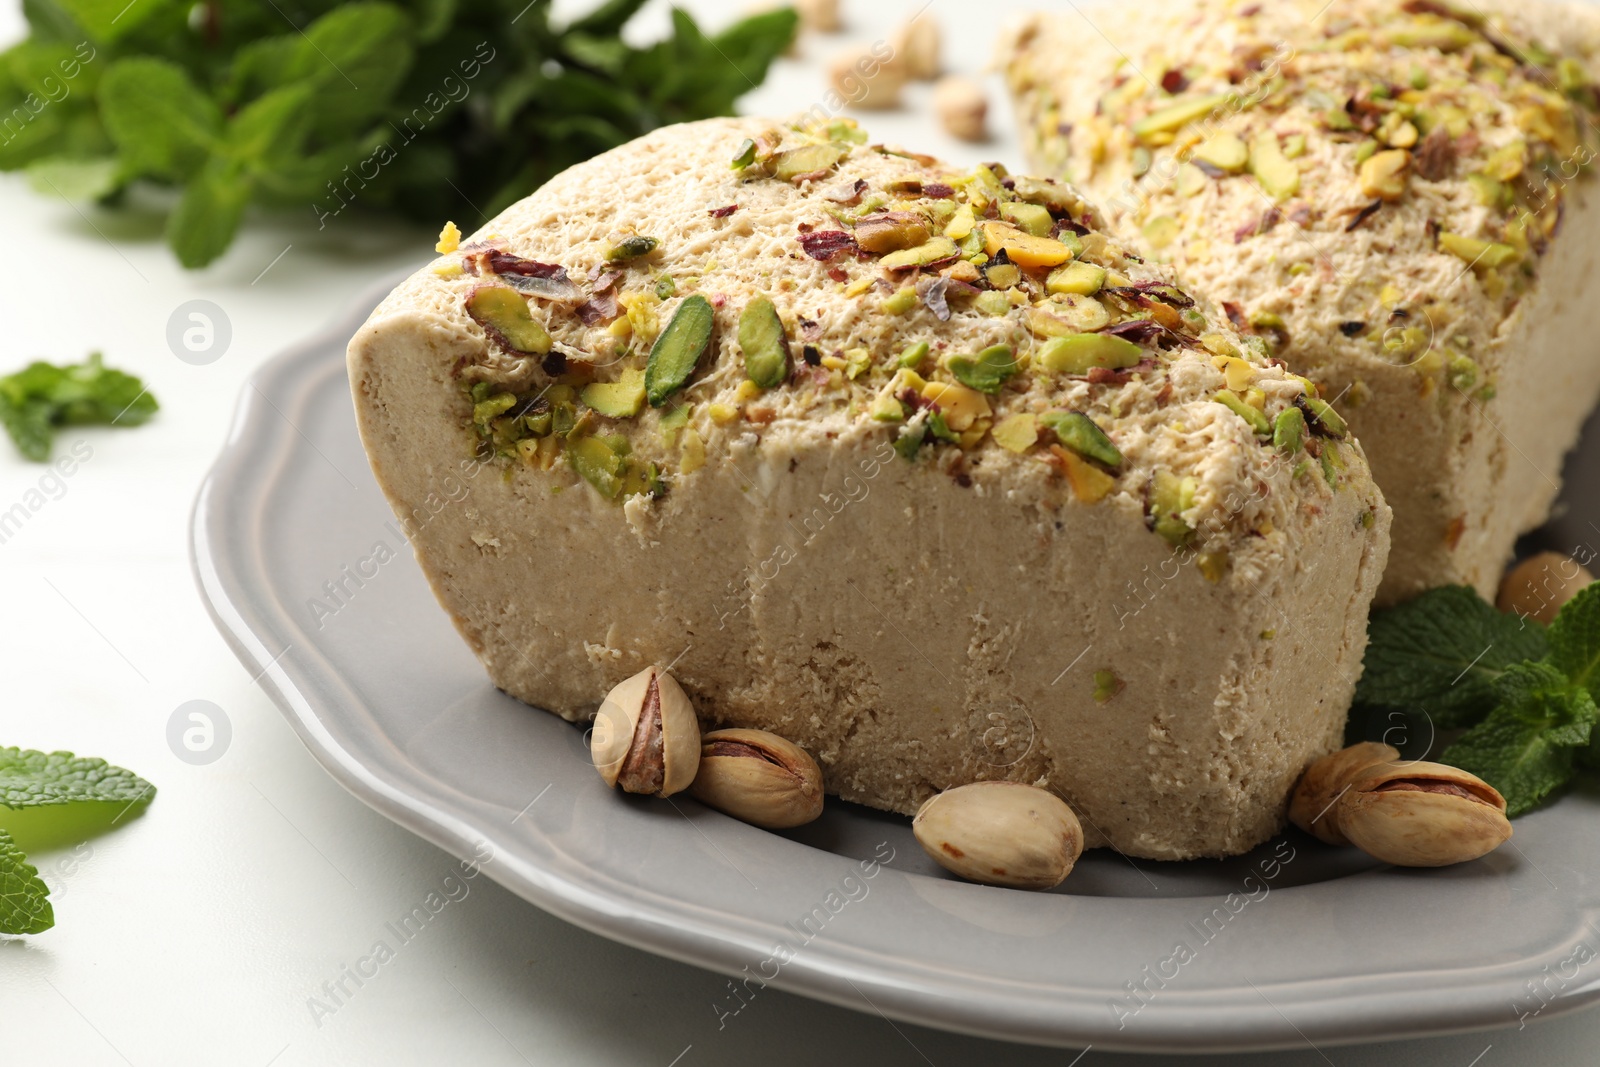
[0,0,798,267]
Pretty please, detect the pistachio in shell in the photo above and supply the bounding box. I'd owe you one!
[1288,741,1399,846]
[689,728,824,828]
[591,666,701,797]
[913,781,1083,890]
[1335,760,1512,867]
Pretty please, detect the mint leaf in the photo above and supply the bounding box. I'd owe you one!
[0,829,53,935]
[1355,585,1548,727]
[99,57,220,180]
[0,353,158,460]
[55,0,169,41]
[226,84,315,173]
[281,3,413,137]
[0,747,156,808]
[1548,582,1600,695]
[1441,662,1599,815]
[167,157,249,268]
[26,156,120,200]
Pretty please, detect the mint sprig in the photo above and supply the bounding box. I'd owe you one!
[0,748,156,936]
[1354,584,1548,728]
[0,0,799,267]
[0,830,54,936]
[0,353,158,461]
[1356,582,1600,815]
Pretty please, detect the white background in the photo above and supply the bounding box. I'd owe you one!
[2,0,1597,1063]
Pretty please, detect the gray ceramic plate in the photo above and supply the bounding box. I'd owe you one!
[192,273,1600,1053]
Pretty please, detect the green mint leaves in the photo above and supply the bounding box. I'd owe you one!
[0,830,54,936]
[1355,585,1549,728]
[2,0,799,267]
[1355,583,1600,815]
[0,748,156,936]
[0,747,157,809]
[0,353,157,461]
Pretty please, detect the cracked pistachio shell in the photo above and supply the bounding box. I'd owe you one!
[1335,761,1512,867]
[591,666,701,797]
[1288,742,1399,846]
[689,729,824,828]
[913,781,1083,890]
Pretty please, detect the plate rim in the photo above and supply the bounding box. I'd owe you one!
[188,271,1600,1053]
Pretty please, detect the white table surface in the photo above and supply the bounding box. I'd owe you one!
[3,0,1597,1063]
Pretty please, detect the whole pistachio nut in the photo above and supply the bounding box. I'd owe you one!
[1497,550,1595,624]
[1335,761,1512,867]
[689,728,824,828]
[913,781,1083,890]
[1288,741,1399,846]
[591,666,701,797]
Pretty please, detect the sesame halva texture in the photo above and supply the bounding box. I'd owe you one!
[1001,0,1600,603]
[347,117,1390,859]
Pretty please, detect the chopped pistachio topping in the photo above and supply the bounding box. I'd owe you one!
[606,235,659,261]
[1036,333,1142,375]
[645,295,714,406]
[1042,411,1122,467]
[1272,407,1305,455]
[946,345,1018,394]
[737,295,790,389]
[581,369,647,418]
[1131,93,1231,141]
[466,287,553,355]
[1214,390,1271,436]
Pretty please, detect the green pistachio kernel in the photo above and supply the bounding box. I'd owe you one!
[1248,134,1300,200]
[1193,131,1248,173]
[1272,407,1305,454]
[645,295,715,407]
[466,287,553,354]
[1447,353,1481,391]
[999,201,1054,236]
[566,435,627,499]
[1559,57,1589,94]
[982,256,1023,290]
[1214,390,1271,436]
[580,368,647,418]
[883,287,919,315]
[737,294,790,389]
[606,235,659,261]
[927,410,959,443]
[974,290,1013,317]
[523,408,553,437]
[654,275,677,299]
[1047,261,1107,296]
[898,340,930,369]
[880,236,961,270]
[1036,333,1143,375]
[1132,92,1231,141]
[870,392,907,422]
[1300,396,1348,437]
[1467,174,1511,209]
[1041,410,1122,467]
[893,419,928,459]
[1092,669,1124,704]
[773,143,848,181]
[731,138,757,169]
[1438,232,1518,269]
[1149,470,1196,547]
[473,392,518,428]
[947,345,1018,394]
